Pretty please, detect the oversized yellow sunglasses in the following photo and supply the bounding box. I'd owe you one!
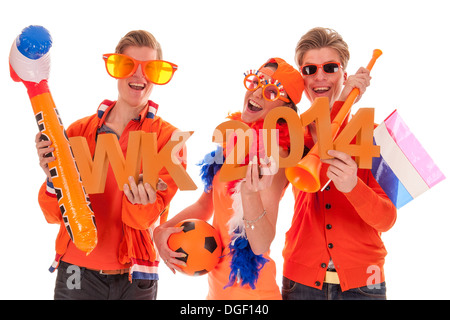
[103,53,178,85]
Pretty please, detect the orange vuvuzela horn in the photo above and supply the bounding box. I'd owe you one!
[286,49,383,192]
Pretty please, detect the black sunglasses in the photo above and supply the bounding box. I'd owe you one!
[301,62,341,76]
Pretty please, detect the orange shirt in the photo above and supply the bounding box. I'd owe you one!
[206,173,281,300]
[39,100,180,278]
[62,165,128,270]
[283,102,397,291]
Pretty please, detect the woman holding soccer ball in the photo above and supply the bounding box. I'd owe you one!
[154,57,304,300]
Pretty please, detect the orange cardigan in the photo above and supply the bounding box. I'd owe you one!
[283,102,397,291]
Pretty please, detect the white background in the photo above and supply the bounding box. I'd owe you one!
[0,0,448,300]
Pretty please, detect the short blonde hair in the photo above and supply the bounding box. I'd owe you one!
[115,30,163,59]
[295,27,350,70]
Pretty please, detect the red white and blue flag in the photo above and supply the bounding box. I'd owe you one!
[372,110,445,209]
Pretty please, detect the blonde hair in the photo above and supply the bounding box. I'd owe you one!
[295,27,350,70]
[115,30,163,59]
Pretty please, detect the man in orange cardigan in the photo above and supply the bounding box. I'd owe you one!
[282,27,397,300]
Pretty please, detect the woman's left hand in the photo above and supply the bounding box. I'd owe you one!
[123,175,167,205]
[241,155,277,194]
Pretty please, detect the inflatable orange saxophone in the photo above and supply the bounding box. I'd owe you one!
[285,49,383,192]
[9,25,97,254]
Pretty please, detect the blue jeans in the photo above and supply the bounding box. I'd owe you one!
[54,261,158,300]
[282,276,386,300]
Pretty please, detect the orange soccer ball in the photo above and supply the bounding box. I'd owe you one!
[168,219,223,276]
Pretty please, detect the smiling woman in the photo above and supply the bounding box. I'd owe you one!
[242,68,288,123]
[242,60,301,123]
[153,57,305,300]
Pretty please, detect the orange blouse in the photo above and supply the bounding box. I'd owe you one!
[206,173,281,300]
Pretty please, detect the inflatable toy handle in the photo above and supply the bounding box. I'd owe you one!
[9,26,97,254]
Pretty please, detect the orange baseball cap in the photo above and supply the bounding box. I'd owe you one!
[258,57,304,105]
